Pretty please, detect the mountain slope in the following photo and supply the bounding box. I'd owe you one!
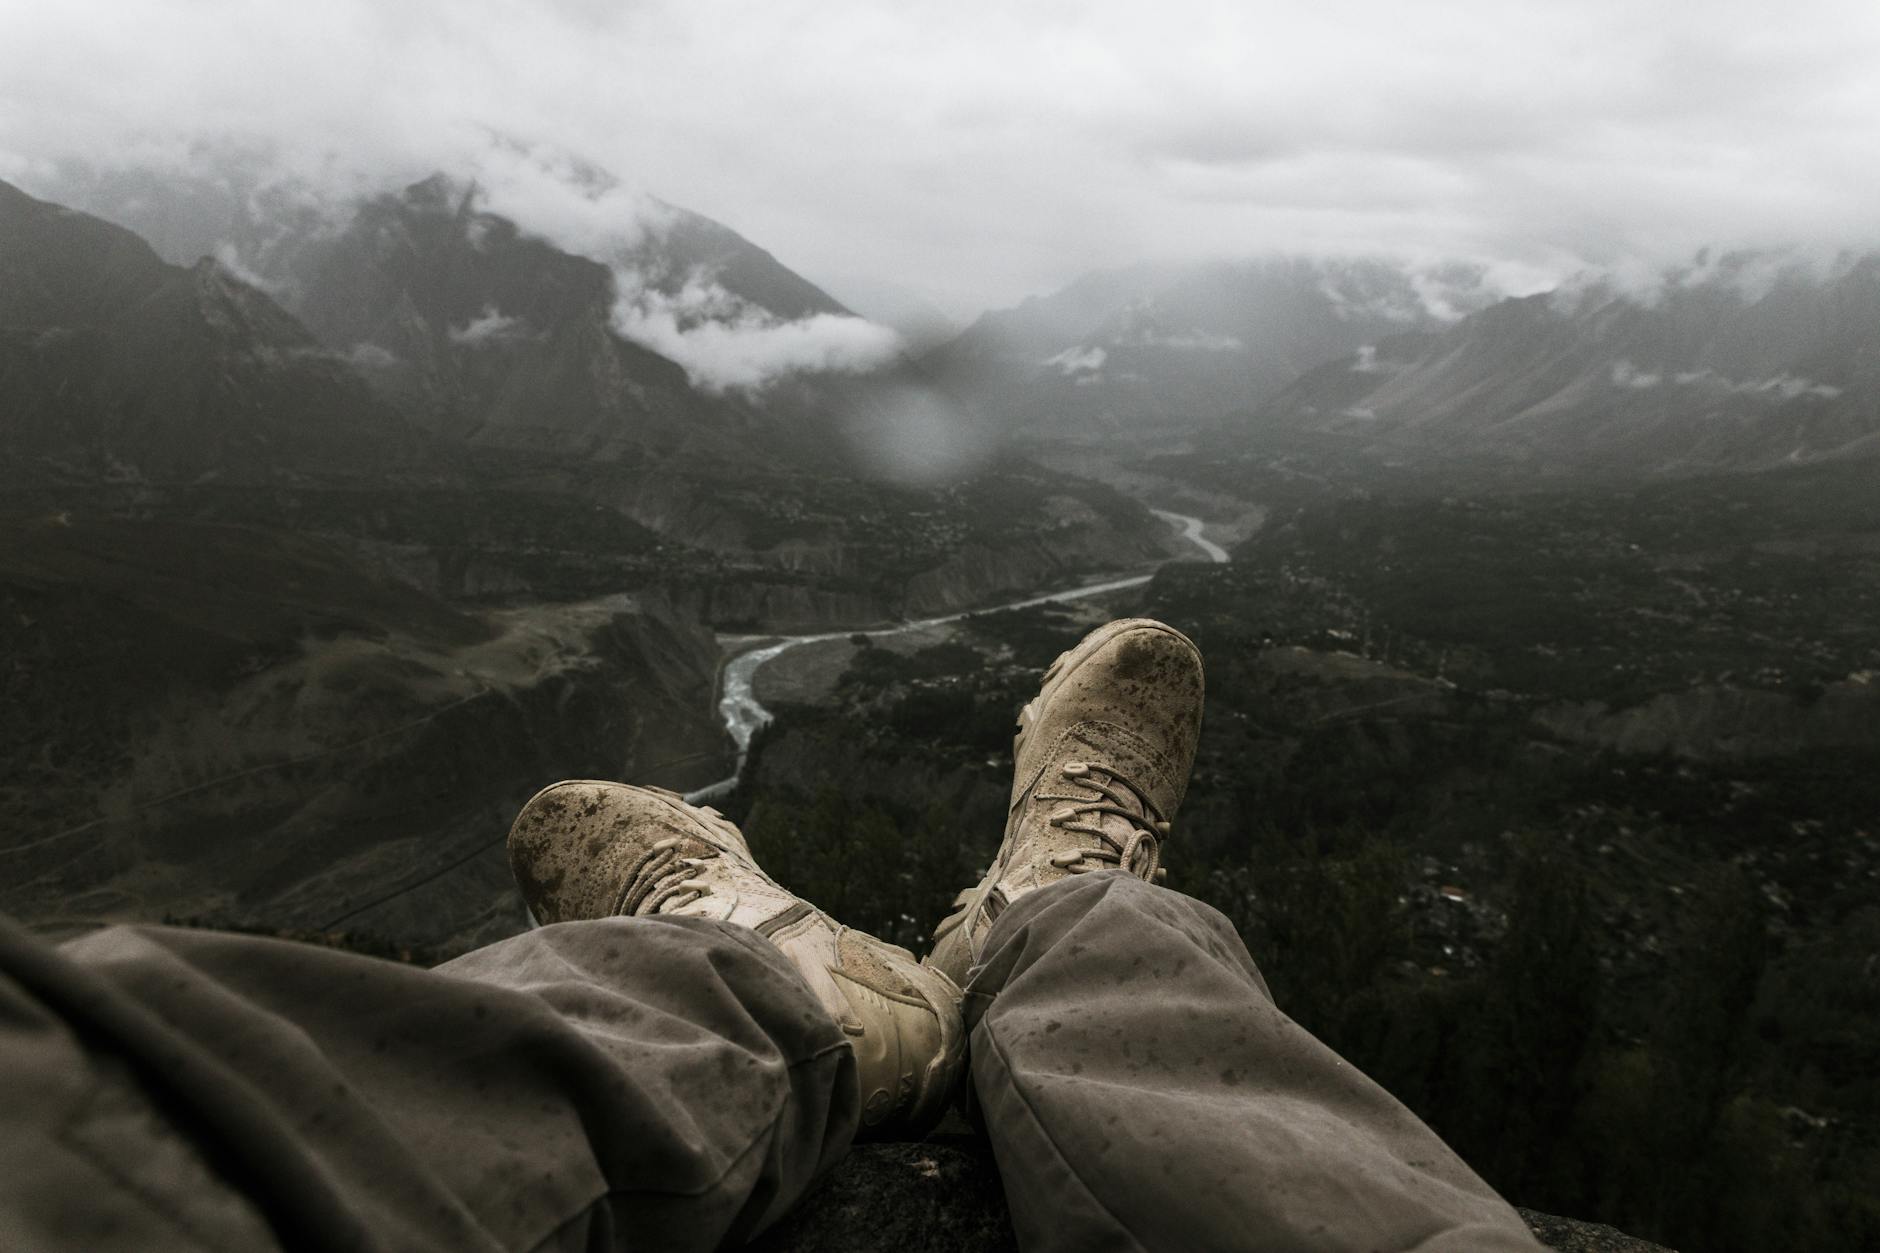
[817,274,961,354]
[241,174,756,459]
[0,179,423,483]
[212,173,937,473]
[24,163,918,464]
[1255,252,1880,476]
[628,199,853,321]
[925,257,1489,436]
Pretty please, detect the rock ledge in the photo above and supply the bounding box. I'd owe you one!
[751,1142,1673,1252]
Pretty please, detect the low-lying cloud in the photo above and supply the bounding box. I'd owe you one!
[1125,329,1243,352]
[1611,359,1845,398]
[447,307,537,348]
[452,151,904,390]
[1351,344,1408,375]
[1044,346,1107,375]
[467,143,671,261]
[612,274,903,392]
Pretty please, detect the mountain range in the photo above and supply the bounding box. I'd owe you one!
[922,248,1880,480]
[922,257,1496,437]
[239,173,751,459]
[30,158,1880,483]
[1249,251,1880,477]
[15,163,916,473]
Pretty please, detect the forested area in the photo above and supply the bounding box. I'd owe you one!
[728,495,1880,1253]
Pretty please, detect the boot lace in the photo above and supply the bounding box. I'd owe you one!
[613,837,720,915]
[1046,762,1170,881]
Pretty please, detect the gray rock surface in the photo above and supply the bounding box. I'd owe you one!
[1517,1208,1677,1253]
[751,1141,1017,1253]
[752,1142,1674,1252]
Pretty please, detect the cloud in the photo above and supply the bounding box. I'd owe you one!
[1351,345,1406,374]
[342,342,397,369]
[1616,361,1844,398]
[447,306,537,347]
[443,148,903,389]
[1611,360,1663,389]
[1315,274,1428,325]
[1044,346,1107,375]
[1126,329,1242,352]
[4,1,1880,317]
[1739,373,1843,400]
[210,242,277,293]
[466,143,671,259]
[611,273,903,391]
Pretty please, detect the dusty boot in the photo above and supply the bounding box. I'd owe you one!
[926,617,1204,986]
[508,780,965,1138]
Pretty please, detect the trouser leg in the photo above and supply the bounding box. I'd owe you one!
[964,872,1540,1253]
[0,912,858,1253]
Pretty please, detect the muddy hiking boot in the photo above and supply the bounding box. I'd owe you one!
[508,780,966,1138]
[925,617,1205,987]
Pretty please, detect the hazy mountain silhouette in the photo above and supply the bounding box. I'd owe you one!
[1254,251,1880,476]
[925,257,1494,435]
[819,274,962,354]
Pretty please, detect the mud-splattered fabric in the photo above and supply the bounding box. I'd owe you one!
[0,873,1538,1252]
[966,871,1542,1252]
[0,913,857,1252]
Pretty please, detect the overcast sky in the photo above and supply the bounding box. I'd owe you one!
[4,0,1880,317]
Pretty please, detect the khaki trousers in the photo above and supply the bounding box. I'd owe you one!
[0,873,1539,1252]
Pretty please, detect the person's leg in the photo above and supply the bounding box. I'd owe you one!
[965,872,1541,1253]
[2,777,964,1253]
[0,907,857,1253]
[925,618,1538,1251]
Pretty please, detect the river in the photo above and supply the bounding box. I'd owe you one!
[684,509,1228,802]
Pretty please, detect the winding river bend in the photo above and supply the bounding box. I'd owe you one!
[684,509,1228,802]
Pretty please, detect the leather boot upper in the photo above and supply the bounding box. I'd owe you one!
[926,619,1204,987]
[508,780,965,1137]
